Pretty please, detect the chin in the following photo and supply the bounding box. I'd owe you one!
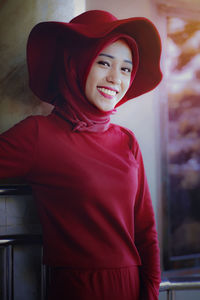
[98,101,117,112]
[98,105,115,112]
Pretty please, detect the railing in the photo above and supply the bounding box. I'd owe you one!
[0,184,32,195]
[160,278,200,300]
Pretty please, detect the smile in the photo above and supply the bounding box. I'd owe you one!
[97,87,118,97]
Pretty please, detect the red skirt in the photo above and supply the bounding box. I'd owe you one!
[47,266,140,300]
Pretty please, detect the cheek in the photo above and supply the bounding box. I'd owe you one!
[85,69,97,91]
[85,72,101,104]
[122,77,131,94]
[85,67,106,98]
[85,73,94,98]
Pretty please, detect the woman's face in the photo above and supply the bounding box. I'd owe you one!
[85,39,133,112]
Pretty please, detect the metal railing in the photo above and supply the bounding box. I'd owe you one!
[0,184,32,195]
[159,277,200,300]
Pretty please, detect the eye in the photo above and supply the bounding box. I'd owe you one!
[121,67,132,73]
[97,60,110,67]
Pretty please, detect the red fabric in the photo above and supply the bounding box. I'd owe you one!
[0,114,161,299]
[47,266,140,300]
[52,33,139,132]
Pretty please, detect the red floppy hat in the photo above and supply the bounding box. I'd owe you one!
[27,10,162,106]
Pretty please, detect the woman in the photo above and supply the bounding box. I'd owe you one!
[0,10,162,300]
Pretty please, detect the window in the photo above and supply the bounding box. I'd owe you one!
[163,16,200,270]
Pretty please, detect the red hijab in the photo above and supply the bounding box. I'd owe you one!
[52,33,139,132]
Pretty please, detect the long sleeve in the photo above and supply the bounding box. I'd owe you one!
[0,117,38,180]
[133,141,161,299]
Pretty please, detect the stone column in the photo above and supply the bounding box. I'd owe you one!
[0,0,75,132]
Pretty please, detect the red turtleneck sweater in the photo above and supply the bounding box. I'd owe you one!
[0,112,160,298]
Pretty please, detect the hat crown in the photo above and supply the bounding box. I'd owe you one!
[70,10,117,25]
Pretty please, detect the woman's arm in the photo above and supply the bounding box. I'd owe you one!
[0,117,38,180]
[133,142,161,300]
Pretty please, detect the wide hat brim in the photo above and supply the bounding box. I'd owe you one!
[27,10,162,106]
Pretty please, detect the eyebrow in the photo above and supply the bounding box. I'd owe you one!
[99,53,133,65]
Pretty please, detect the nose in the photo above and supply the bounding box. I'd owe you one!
[106,69,121,85]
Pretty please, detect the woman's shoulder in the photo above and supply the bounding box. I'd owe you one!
[13,112,62,131]
[109,124,143,163]
[109,123,139,149]
[0,114,56,141]
[7,114,47,129]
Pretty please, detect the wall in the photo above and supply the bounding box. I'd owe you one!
[0,0,75,133]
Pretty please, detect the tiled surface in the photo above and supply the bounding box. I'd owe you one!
[0,194,42,235]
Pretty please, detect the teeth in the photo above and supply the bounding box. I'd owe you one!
[98,87,117,96]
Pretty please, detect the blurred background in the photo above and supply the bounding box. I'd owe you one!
[0,0,200,299]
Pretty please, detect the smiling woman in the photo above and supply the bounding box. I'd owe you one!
[85,39,133,111]
[0,9,162,300]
